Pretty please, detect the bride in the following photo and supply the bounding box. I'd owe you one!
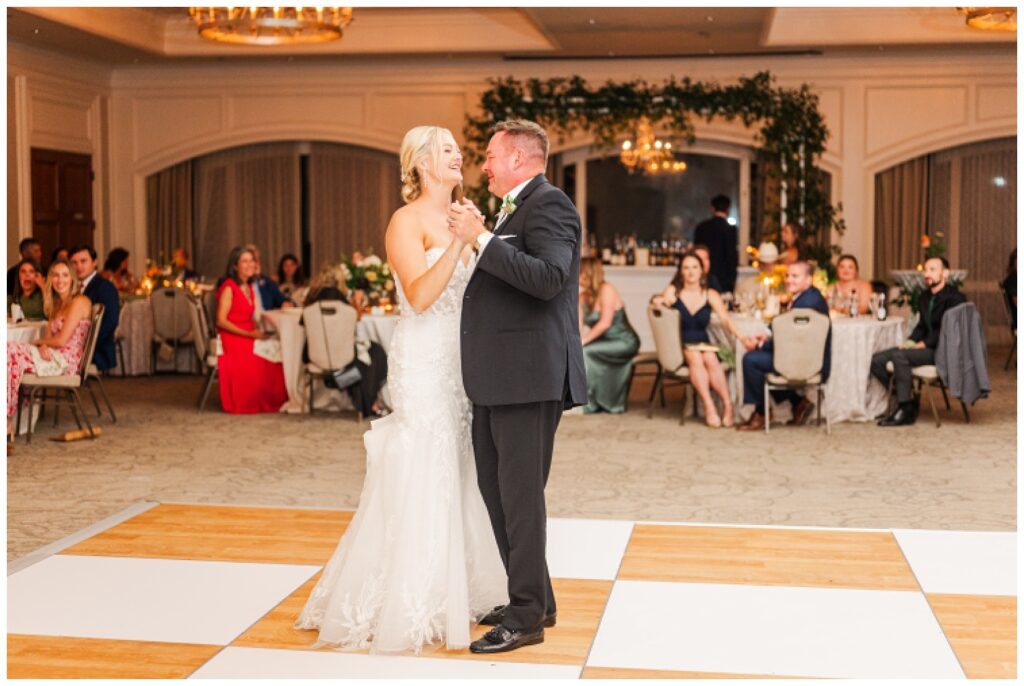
[294,126,508,653]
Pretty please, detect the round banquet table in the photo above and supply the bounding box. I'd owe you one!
[113,297,196,376]
[8,320,48,343]
[708,313,906,424]
[263,309,399,414]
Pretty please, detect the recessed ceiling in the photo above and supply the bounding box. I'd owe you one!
[6,6,1015,66]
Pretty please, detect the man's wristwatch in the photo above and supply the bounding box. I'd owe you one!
[472,232,485,253]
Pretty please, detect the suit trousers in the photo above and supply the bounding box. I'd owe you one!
[742,348,801,415]
[472,396,564,631]
[870,347,935,404]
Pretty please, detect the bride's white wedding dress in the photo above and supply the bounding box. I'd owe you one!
[295,247,508,654]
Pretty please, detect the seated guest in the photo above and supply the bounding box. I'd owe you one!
[653,251,744,427]
[276,253,308,299]
[870,256,966,427]
[216,246,288,414]
[734,242,780,301]
[578,257,640,414]
[244,244,291,311]
[7,238,42,295]
[737,261,831,431]
[69,245,121,373]
[779,222,804,265]
[50,246,70,268]
[172,247,199,282]
[7,260,46,321]
[101,247,137,294]
[7,260,92,433]
[303,262,387,418]
[692,244,723,293]
[829,254,872,315]
[1002,248,1016,329]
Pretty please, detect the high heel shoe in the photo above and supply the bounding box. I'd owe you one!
[705,412,722,428]
[722,408,735,428]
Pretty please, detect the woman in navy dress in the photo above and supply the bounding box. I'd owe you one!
[653,251,745,427]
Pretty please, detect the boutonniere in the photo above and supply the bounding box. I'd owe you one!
[501,195,518,216]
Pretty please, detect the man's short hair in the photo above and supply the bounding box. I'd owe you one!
[19,238,39,253]
[711,195,731,213]
[926,255,950,269]
[490,119,549,166]
[70,244,98,261]
[790,260,814,277]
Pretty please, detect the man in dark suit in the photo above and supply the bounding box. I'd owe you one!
[244,244,291,311]
[870,256,966,426]
[70,244,121,372]
[692,195,738,293]
[448,119,587,654]
[737,260,831,432]
[172,247,199,282]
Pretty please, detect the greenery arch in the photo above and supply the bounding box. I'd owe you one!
[462,71,845,267]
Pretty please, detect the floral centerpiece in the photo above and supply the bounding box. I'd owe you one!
[341,250,396,307]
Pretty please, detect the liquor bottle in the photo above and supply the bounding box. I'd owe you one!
[626,234,635,266]
[876,293,887,321]
[849,289,858,318]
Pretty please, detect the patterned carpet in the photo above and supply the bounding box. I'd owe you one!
[7,346,1016,562]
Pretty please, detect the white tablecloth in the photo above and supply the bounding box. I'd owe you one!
[709,313,906,424]
[264,309,400,414]
[8,321,48,343]
[113,298,197,375]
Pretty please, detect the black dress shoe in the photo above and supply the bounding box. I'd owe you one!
[469,624,544,654]
[479,605,556,628]
[879,406,917,426]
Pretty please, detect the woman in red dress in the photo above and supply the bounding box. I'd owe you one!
[215,246,288,414]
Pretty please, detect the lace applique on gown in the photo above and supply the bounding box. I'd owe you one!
[295,247,508,654]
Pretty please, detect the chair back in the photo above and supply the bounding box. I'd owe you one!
[648,305,684,372]
[187,295,209,366]
[302,300,357,372]
[769,309,830,381]
[80,303,105,381]
[151,287,194,341]
[1000,285,1016,332]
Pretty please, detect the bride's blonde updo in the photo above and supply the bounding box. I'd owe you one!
[399,125,452,204]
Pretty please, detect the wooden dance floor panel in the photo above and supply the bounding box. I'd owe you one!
[7,503,1017,679]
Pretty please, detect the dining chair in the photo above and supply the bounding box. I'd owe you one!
[16,304,103,442]
[190,295,222,412]
[1000,287,1016,370]
[646,305,692,425]
[763,309,831,435]
[626,351,660,412]
[151,286,197,374]
[83,302,117,423]
[302,300,361,421]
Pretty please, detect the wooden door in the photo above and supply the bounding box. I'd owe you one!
[31,148,94,264]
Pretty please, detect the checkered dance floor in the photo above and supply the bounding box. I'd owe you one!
[7,503,1016,678]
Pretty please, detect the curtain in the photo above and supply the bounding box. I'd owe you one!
[145,160,193,265]
[873,157,929,280]
[307,143,402,270]
[946,138,1016,344]
[193,142,302,280]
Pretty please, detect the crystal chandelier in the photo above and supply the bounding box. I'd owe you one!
[187,7,354,46]
[619,119,687,175]
[957,7,1016,31]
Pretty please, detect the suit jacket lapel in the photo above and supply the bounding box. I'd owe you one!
[495,174,547,236]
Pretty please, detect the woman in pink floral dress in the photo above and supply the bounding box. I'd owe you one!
[7,260,92,434]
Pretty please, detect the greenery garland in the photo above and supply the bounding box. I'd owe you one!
[462,71,845,269]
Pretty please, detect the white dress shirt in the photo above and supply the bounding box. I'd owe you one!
[476,176,536,255]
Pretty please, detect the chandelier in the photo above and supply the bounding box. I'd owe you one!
[619,119,687,175]
[187,7,354,46]
[957,7,1016,31]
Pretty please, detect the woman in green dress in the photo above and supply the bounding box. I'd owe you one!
[579,257,640,413]
[7,259,46,321]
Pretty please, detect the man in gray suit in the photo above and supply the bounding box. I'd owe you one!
[447,119,587,654]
